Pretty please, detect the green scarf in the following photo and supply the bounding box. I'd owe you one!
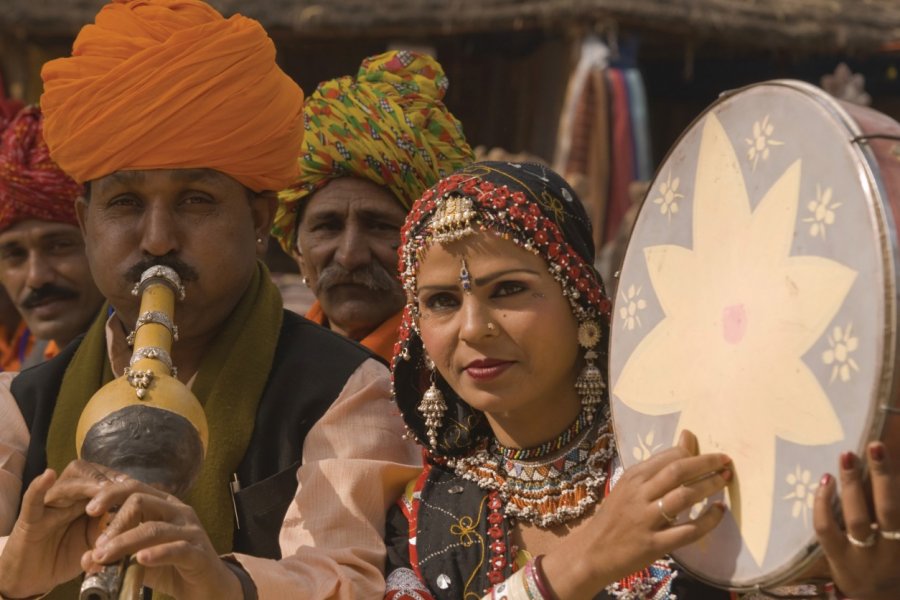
[44,262,283,599]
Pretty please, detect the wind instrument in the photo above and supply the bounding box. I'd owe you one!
[76,266,208,600]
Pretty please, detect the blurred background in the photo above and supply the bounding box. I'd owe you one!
[2,0,898,306]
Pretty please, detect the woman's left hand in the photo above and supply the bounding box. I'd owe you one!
[814,436,900,600]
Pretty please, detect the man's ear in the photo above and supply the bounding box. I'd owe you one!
[250,190,276,243]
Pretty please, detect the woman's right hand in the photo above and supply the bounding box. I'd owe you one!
[542,430,731,600]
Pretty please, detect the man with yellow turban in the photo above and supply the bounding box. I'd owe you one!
[273,50,473,360]
[0,1,419,599]
[0,105,104,368]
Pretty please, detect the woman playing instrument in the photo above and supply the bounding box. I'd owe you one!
[383,161,900,600]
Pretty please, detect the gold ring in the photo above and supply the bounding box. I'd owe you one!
[657,498,677,526]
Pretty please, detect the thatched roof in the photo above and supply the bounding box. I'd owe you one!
[2,0,899,53]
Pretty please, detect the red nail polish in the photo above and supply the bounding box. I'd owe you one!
[869,443,885,463]
[820,473,832,487]
[840,452,855,470]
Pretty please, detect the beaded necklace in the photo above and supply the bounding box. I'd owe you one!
[494,411,591,461]
[450,409,615,529]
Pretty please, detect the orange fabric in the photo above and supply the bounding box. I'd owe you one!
[40,0,304,192]
[0,321,58,372]
[305,301,402,363]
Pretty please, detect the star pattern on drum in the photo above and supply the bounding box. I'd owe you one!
[745,114,784,170]
[614,112,856,567]
[803,184,842,239]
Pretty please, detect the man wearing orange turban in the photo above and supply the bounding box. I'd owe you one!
[273,50,473,360]
[0,2,419,599]
[0,106,104,370]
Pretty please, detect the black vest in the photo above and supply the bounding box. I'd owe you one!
[12,310,379,559]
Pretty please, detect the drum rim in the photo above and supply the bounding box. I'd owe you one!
[608,78,900,591]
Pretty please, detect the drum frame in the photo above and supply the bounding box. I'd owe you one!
[608,79,900,592]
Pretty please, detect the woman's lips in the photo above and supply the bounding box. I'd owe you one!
[464,358,514,381]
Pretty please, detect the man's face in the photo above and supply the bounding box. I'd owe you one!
[0,219,104,346]
[78,169,272,347]
[296,178,406,341]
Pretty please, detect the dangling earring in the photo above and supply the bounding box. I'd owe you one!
[418,356,447,449]
[575,320,606,422]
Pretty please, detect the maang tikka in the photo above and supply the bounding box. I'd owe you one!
[575,320,606,421]
[418,355,447,448]
[459,258,472,293]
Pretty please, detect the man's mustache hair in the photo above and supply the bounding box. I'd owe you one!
[317,261,398,293]
[125,255,200,284]
[21,284,78,309]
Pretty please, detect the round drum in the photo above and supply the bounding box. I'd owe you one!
[608,79,900,591]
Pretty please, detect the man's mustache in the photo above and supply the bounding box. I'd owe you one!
[21,284,78,309]
[316,262,398,293]
[125,255,200,284]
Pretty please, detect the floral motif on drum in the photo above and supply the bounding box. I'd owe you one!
[746,114,784,170]
[803,184,842,239]
[822,323,860,383]
[618,284,648,330]
[652,170,685,220]
[783,465,818,526]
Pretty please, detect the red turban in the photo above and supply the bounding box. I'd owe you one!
[0,98,25,132]
[0,106,82,231]
[40,0,304,192]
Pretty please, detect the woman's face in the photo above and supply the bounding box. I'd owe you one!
[416,231,582,442]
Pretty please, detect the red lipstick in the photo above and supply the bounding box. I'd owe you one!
[464,358,513,381]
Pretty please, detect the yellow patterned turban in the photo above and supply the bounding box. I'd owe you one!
[272,50,473,253]
[40,0,304,193]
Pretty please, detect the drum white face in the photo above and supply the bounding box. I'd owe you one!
[609,80,897,589]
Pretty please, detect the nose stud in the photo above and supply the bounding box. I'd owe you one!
[486,322,496,333]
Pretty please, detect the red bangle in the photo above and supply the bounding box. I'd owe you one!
[532,555,558,600]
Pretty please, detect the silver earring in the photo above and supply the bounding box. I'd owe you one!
[301,276,310,287]
[256,236,264,244]
[575,320,605,421]
[418,356,447,448]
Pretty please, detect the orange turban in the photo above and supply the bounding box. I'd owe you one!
[0,106,82,232]
[40,0,304,192]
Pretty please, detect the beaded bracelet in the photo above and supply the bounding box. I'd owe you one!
[741,580,846,600]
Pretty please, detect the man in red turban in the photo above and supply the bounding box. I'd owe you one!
[0,2,418,599]
[0,105,104,369]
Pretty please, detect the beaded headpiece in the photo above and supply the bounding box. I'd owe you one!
[392,161,612,458]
